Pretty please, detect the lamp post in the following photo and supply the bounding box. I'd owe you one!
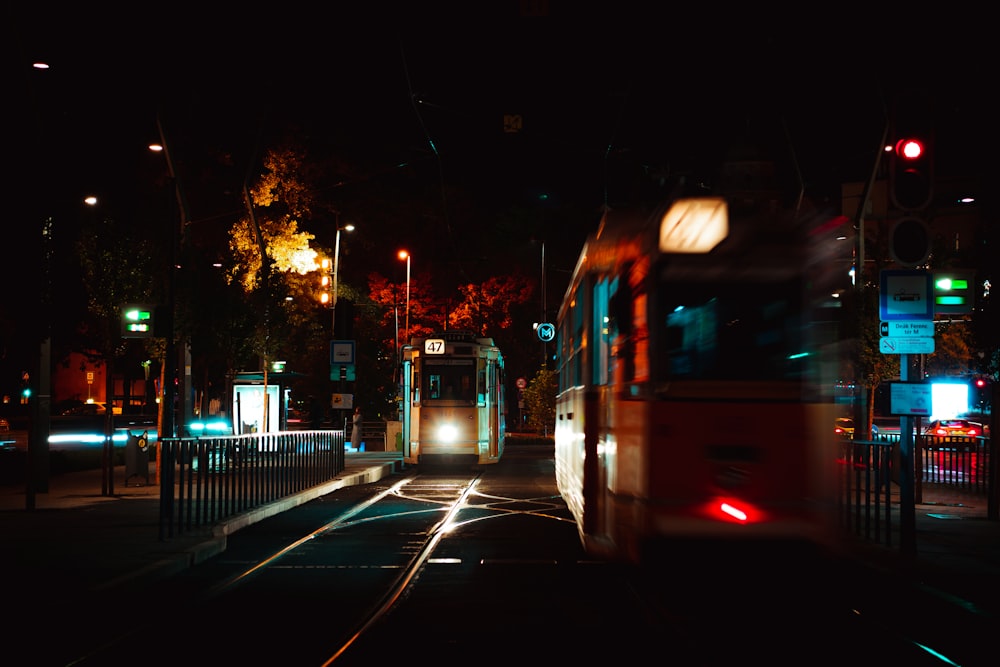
[398,250,410,345]
[151,115,191,440]
[540,240,546,368]
[331,221,355,336]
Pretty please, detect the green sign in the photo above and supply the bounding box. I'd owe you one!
[933,270,975,315]
[330,364,356,381]
[122,304,155,338]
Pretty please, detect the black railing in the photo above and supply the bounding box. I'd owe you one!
[158,430,345,540]
[343,419,388,450]
[919,435,990,493]
[838,439,896,546]
[838,433,995,547]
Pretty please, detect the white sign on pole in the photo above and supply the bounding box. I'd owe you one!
[879,337,935,354]
[880,321,935,337]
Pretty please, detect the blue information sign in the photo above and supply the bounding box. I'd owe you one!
[879,270,934,321]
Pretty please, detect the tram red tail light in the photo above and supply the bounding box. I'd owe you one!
[707,497,757,524]
[719,502,748,522]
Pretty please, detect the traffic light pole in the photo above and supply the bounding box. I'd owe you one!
[898,353,917,556]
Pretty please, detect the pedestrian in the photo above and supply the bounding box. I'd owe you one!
[351,406,362,449]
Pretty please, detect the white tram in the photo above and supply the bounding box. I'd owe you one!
[400,331,506,466]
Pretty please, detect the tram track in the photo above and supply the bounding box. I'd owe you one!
[321,474,480,664]
[63,456,641,667]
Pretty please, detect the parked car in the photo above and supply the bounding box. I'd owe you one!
[924,418,986,438]
[835,418,878,439]
[60,403,122,416]
[60,402,113,416]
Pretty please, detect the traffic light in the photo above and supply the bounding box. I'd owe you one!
[319,258,332,306]
[889,217,931,267]
[974,377,988,410]
[889,91,934,215]
[933,270,975,314]
[121,304,155,338]
[889,136,933,211]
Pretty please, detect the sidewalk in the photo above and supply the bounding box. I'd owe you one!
[1,452,998,620]
[0,451,405,602]
[836,482,1000,620]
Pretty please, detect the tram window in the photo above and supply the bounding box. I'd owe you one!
[429,375,442,399]
[658,281,802,382]
[459,375,473,400]
[610,286,632,336]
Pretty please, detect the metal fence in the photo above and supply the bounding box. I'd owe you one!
[838,433,995,547]
[158,429,345,540]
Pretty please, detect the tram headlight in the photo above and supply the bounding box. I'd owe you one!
[437,423,459,443]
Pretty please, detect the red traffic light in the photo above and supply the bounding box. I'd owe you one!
[890,135,933,211]
[895,138,925,160]
[976,378,987,388]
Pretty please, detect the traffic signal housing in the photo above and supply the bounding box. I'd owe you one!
[889,135,933,212]
[889,217,931,267]
[319,258,332,307]
[974,377,988,411]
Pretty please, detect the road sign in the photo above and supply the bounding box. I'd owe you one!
[889,382,932,416]
[331,393,354,409]
[879,337,935,354]
[880,321,935,337]
[330,340,355,364]
[879,270,933,321]
[330,364,355,381]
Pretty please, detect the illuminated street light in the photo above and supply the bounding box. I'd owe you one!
[331,221,355,335]
[398,249,410,345]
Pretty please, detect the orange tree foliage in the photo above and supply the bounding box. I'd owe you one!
[448,274,533,336]
[366,271,533,354]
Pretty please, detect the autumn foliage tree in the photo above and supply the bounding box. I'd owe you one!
[449,273,534,336]
[366,271,534,351]
[225,144,330,373]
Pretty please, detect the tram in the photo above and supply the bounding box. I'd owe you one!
[554,195,843,564]
[400,331,506,466]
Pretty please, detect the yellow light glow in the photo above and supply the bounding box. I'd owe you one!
[659,197,728,253]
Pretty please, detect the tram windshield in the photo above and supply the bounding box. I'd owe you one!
[424,358,476,402]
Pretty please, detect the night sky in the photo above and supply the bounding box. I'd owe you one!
[6,4,998,337]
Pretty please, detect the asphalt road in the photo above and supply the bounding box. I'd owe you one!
[13,444,992,667]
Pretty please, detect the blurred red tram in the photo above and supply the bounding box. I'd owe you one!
[554,196,842,564]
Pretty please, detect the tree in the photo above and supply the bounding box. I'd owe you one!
[924,320,975,379]
[221,144,335,407]
[523,367,556,436]
[449,273,534,335]
[844,282,899,434]
[76,214,159,375]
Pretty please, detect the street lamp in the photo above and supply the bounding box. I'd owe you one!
[331,222,355,336]
[398,249,410,345]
